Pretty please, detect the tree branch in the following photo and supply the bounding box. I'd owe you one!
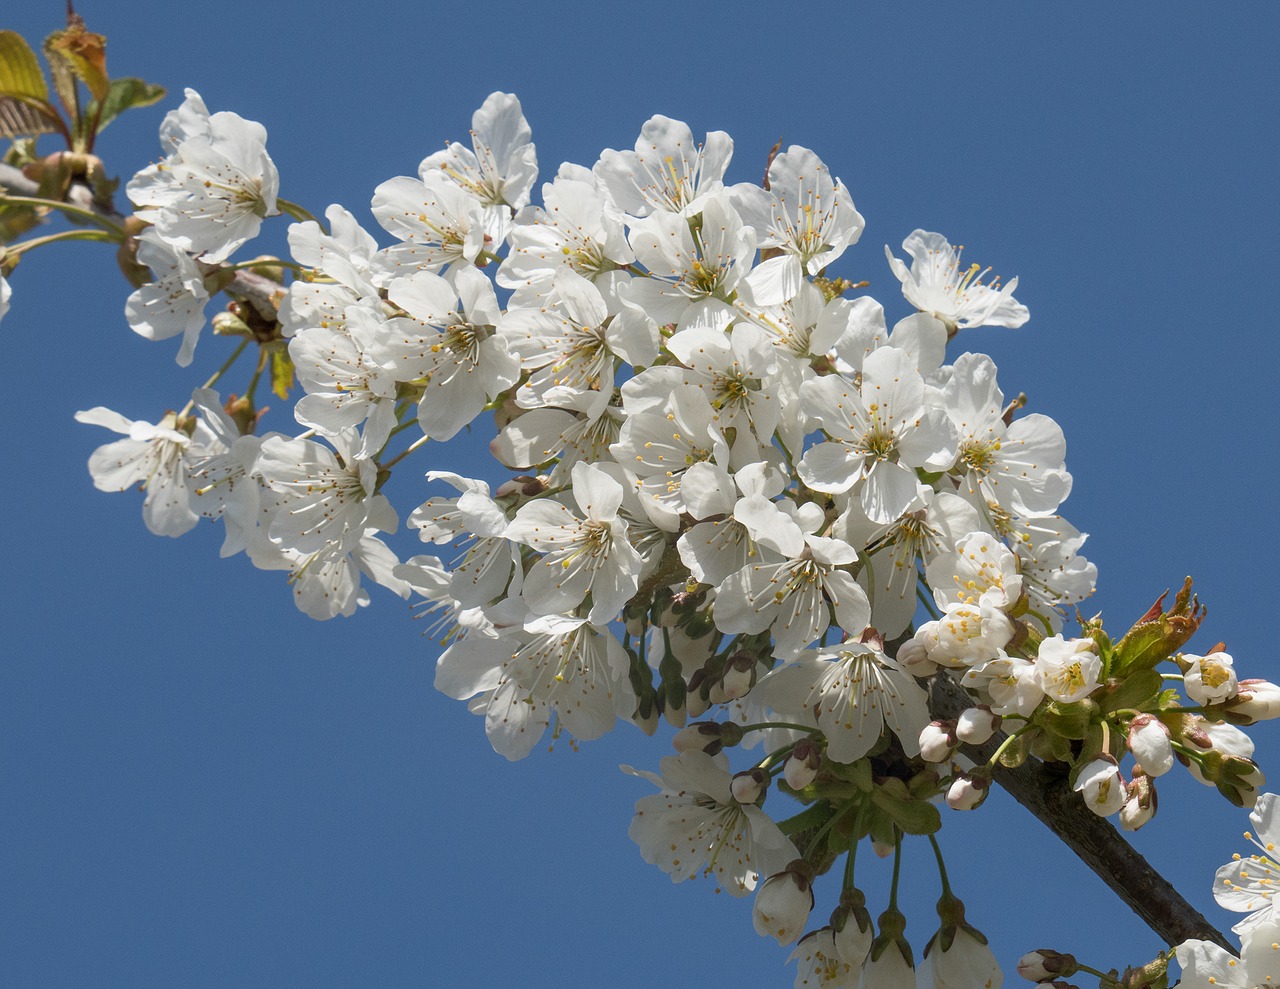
[927,671,1235,953]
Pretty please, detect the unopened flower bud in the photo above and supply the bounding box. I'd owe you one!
[1127,714,1174,777]
[955,706,1000,745]
[1073,756,1127,816]
[946,774,989,811]
[752,867,814,945]
[870,838,896,858]
[897,637,939,677]
[1016,949,1078,982]
[211,310,252,337]
[671,720,742,755]
[831,888,874,966]
[1119,773,1157,831]
[632,704,659,737]
[919,720,957,763]
[731,768,768,805]
[1229,680,1280,724]
[784,738,822,790]
[721,651,757,701]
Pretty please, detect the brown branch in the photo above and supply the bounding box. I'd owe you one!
[927,671,1234,953]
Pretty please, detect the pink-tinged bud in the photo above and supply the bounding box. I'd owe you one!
[662,697,687,730]
[631,700,659,736]
[946,774,989,811]
[1073,756,1127,817]
[1119,774,1157,831]
[870,838,896,858]
[672,722,722,754]
[919,720,957,763]
[1016,949,1078,982]
[1230,680,1280,723]
[731,768,768,805]
[1127,714,1174,777]
[783,738,822,790]
[752,870,814,945]
[898,637,939,677]
[684,689,710,720]
[720,652,757,701]
[955,706,1001,745]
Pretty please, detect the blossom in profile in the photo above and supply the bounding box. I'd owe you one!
[886,229,1028,332]
[75,405,199,538]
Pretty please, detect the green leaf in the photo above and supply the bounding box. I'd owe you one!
[1111,578,1206,675]
[0,32,60,138]
[869,784,941,835]
[0,31,49,101]
[269,346,294,400]
[88,77,165,134]
[1097,669,1164,715]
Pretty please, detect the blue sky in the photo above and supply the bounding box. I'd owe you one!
[4,2,1279,986]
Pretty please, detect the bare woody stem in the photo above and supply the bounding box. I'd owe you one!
[927,670,1235,954]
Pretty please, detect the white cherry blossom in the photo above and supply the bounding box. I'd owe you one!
[623,749,796,896]
[594,114,733,218]
[886,229,1028,332]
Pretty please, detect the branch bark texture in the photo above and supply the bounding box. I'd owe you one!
[928,671,1234,953]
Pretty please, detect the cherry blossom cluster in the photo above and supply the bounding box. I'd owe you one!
[44,88,1280,987]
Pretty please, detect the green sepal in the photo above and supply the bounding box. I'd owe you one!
[1039,699,1096,740]
[869,780,941,835]
[1097,669,1164,716]
[1111,578,1206,676]
[828,757,873,793]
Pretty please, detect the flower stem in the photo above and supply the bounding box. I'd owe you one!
[7,227,116,256]
[380,433,431,470]
[926,833,953,898]
[179,339,250,416]
[0,193,127,238]
[276,198,323,226]
[887,828,903,910]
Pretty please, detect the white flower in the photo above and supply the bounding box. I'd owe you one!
[623,750,797,896]
[789,928,858,988]
[927,531,1023,613]
[1073,757,1126,817]
[0,272,10,323]
[624,193,754,334]
[504,461,642,625]
[1176,919,1280,988]
[730,145,864,306]
[248,528,408,621]
[798,346,957,524]
[125,230,210,367]
[916,601,1014,670]
[419,91,538,244]
[927,926,1002,989]
[934,352,1071,518]
[885,229,1028,331]
[1035,635,1102,703]
[370,170,486,279]
[753,871,814,946]
[753,643,928,764]
[75,405,198,537]
[280,204,381,337]
[1215,793,1280,933]
[715,526,871,661]
[497,165,634,298]
[372,266,518,441]
[435,615,635,760]
[961,653,1044,718]
[255,431,397,555]
[1185,650,1239,705]
[128,88,279,263]
[594,114,733,217]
